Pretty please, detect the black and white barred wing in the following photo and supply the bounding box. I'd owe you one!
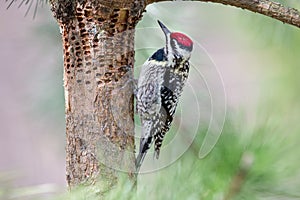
[153,85,178,158]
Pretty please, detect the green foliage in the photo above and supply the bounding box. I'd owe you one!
[2,115,300,199]
[51,118,300,200]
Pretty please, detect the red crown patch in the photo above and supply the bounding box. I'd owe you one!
[170,32,193,48]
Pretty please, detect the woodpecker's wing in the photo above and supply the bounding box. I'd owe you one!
[153,85,178,158]
[153,61,189,158]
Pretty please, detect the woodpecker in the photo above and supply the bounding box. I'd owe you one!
[136,20,193,171]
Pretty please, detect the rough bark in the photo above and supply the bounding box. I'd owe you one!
[49,0,145,189]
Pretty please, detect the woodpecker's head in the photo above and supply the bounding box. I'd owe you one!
[158,20,193,61]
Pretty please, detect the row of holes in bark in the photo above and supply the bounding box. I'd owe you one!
[62,5,135,85]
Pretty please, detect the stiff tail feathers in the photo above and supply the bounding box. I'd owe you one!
[136,134,153,172]
[136,119,167,172]
[135,152,146,172]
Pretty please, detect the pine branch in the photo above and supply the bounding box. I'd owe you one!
[146,0,300,29]
[223,152,254,200]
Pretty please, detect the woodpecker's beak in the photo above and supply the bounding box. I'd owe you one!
[158,20,171,36]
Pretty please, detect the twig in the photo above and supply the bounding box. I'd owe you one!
[146,0,300,29]
[223,151,254,200]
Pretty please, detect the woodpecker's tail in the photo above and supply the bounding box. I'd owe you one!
[136,119,153,172]
[136,135,154,172]
[135,152,146,172]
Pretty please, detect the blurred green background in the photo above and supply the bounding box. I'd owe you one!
[1,1,300,199]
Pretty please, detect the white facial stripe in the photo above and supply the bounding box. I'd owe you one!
[172,40,191,60]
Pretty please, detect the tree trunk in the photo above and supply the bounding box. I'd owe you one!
[49,0,145,189]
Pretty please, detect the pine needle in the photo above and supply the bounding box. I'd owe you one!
[5,0,48,19]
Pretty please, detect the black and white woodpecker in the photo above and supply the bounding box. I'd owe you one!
[136,20,193,171]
